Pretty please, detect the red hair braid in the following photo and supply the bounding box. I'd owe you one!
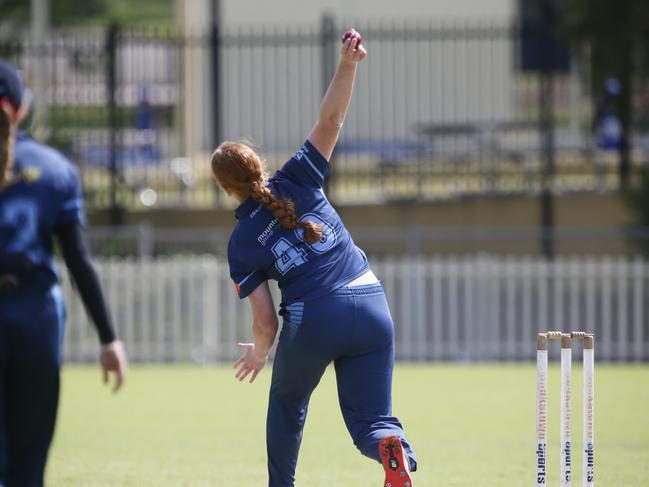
[211,142,323,244]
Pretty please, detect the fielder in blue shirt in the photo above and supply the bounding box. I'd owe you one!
[0,60,128,487]
[211,31,416,487]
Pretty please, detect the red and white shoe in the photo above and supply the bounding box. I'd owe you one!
[379,436,413,487]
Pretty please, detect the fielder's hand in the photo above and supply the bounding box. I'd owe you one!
[100,340,128,393]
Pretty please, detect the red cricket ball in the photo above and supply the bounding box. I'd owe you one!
[342,29,362,47]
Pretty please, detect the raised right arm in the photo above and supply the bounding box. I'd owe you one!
[307,29,366,162]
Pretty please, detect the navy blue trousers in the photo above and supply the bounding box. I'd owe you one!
[267,283,416,487]
[0,285,65,487]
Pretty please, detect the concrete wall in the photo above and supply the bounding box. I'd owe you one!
[221,0,514,25]
[89,193,639,256]
[168,0,522,164]
[218,22,516,151]
[176,0,215,154]
[213,0,517,152]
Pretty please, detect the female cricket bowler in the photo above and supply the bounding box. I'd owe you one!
[211,30,416,487]
[0,60,128,486]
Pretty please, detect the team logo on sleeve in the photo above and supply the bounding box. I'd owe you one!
[22,167,42,184]
[294,213,336,253]
[2,167,41,188]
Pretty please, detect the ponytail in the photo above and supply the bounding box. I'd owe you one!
[250,180,323,244]
[0,101,13,187]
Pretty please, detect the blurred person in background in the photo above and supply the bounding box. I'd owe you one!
[135,84,158,165]
[0,60,128,487]
[211,31,416,487]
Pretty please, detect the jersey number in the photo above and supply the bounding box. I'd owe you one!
[294,213,336,253]
[272,237,307,275]
[1,198,39,252]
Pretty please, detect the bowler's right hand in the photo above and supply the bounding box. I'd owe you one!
[341,29,367,63]
[233,342,267,383]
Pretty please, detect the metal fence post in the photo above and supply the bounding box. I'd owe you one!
[320,13,336,196]
[106,23,123,225]
[208,1,223,206]
[30,0,49,139]
[538,2,557,260]
[210,0,222,150]
[539,70,555,261]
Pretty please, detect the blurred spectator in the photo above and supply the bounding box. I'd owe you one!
[594,78,622,189]
[595,78,622,151]
[135,84,157,164]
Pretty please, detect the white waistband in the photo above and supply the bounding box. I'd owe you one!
[345,269,379,287]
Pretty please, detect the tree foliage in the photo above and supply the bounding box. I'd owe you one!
[0,0,112,25]
[0,0,173,26]
[564,0,649,81]
[563,0,649,252]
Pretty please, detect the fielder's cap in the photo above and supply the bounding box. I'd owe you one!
[0,60,25,111]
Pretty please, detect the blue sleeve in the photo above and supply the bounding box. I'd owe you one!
[279,140,330,189]
[228,240,266,299]
[57,166,86,227]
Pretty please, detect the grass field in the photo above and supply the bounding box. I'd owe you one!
[47,364,649,486]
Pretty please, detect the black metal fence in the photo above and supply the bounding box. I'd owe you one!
[1,17,648,211]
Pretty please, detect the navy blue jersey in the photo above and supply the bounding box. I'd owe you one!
[228,140,368,304]
[0,132,85,283]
